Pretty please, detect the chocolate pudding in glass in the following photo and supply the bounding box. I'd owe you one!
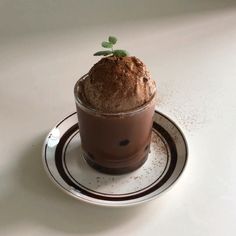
[74,56,156,174]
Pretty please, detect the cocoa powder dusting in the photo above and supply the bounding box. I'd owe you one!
[157,86,206,133]
[151,131,167,155]
[78,56,156,113]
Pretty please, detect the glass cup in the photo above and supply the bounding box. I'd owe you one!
[74,75,156,174]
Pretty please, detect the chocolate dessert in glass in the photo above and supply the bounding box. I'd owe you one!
[74,36,156,174]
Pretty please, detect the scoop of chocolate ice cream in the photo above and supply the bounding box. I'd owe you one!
[78,56,156,113]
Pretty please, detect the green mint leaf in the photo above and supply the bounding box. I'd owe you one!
[101,41,113,48]
[113,49,129,57]
[108,36,117,45]
[93,50,112,56]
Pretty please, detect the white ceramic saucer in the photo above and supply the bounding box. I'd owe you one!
[42,110,188,207]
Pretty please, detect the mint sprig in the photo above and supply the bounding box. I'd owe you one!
[94,36,129,57]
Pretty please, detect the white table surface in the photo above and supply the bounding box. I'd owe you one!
[0,1,236,235]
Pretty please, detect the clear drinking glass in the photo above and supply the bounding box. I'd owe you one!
[74,75,156,174]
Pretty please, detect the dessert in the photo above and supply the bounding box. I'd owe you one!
[74,36,156,174]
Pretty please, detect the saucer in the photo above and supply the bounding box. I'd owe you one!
[42,110,188,207]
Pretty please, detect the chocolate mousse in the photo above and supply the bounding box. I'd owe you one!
[74,36,156,174]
